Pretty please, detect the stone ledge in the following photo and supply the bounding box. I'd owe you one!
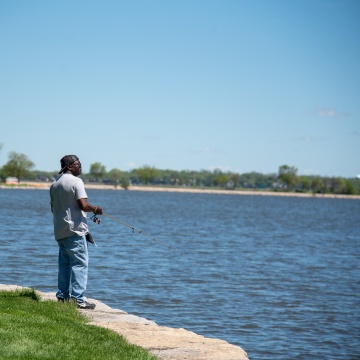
[0,284,248,360]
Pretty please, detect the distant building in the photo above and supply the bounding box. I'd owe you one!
[6,177,19,184]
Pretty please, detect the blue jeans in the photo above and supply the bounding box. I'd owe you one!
[56,234,88,303]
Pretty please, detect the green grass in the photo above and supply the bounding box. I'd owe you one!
[0,289,158,360]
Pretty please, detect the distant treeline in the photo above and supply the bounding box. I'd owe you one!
[1,152,359,195]
[33,167,360,195]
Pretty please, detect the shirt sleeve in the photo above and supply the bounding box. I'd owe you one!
[74,178,88,200]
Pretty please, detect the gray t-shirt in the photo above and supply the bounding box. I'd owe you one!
[50,173,88,240]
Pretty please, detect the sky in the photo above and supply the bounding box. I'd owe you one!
[1,0,359,177]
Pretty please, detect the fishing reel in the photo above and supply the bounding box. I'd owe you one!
[90,214,101,225]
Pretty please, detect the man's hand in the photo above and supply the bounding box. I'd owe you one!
[93,206,103,215]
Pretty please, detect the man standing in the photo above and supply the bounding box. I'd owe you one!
[50,155,103,309]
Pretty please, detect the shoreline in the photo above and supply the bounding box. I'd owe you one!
[0,284,248,360]
[1,181,360,200]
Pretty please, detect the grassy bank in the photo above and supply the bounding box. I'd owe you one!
[0,288,158,360]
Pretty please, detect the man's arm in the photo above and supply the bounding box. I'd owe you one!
[77,198,103,214]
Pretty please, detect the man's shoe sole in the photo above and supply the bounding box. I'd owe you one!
[57,298,69,303]
[77,302,96,310]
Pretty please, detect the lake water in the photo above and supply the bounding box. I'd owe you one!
[1,188,359,359]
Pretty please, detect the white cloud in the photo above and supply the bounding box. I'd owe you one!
[312,106,348,119]
[301,136,313,143]
[125,162,137,169]
[191,146,225,155]
[202,147,211,154]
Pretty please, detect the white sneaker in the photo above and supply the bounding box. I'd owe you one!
[77,301,96,310]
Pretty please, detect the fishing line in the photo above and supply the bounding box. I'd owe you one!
[90,213,182,255]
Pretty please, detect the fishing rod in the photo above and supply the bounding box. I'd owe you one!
[90,213,182,255]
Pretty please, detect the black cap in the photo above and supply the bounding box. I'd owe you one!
[59,155,79,174]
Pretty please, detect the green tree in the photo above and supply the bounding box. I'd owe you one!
[298,176,311,192]
[213,169,228,188]
[239,172,276,189]
[120,178,130,190]
[344,179,356,195]
[108,168,122,188]
[90,162,106,182]
[178,170,191,186]
[228,172,241,189]
[1,151,35,182]
[136,165,159,185]
[311,177,324,193]
[278,165,298,190]
[331,177,347,194]
[239,172,257,188]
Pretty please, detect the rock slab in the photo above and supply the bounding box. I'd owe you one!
[0,284,249,360]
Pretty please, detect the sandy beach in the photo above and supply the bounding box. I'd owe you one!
[2,181,360,200]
